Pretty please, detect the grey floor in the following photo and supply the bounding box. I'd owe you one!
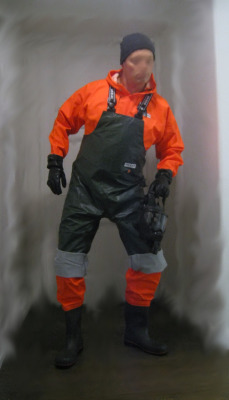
[1,295,229,400]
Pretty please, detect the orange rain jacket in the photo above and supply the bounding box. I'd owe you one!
[49,70,184,176]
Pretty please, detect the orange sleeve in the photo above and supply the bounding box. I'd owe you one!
[155,107,184,176]
[49,87,86,157]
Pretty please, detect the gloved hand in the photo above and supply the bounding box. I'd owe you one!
[139,197,168,254]
[47,154,67,195]
[148,169,173,200]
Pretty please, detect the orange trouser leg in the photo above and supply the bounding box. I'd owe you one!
[56,276,86,311]
[125,268,161,307]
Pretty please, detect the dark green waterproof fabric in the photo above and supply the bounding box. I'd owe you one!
[75,111,146,190]
[58,110,151,255]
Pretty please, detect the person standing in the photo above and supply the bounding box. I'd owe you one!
[47,33,184,368]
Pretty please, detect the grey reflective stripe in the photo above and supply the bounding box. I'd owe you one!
[129,250,167,273]
[54,249,88,278]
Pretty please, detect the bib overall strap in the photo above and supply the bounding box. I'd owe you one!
[107,86,153,118]
[107,86,117,112]
[134,93,153,119]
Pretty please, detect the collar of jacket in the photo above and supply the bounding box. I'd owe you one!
[106,69,157,96]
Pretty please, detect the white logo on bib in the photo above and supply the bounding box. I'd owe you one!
[124,163,136,169]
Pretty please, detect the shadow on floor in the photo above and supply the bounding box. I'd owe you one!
[0,292,229,400]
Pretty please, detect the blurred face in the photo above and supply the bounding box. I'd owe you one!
[121,49,154,92]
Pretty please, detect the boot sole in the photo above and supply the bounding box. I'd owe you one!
[124,339,168,356]
[55,345,84,369]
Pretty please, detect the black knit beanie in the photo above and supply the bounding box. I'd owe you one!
[120,33,155,64]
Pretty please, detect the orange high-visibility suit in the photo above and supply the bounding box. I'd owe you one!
[49,70,184,311]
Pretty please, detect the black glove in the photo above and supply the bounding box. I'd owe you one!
[47,154,67,195]
[139,194,168,254]
[148,169,172,200]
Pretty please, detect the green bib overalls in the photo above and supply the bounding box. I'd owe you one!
[55,87,167,278]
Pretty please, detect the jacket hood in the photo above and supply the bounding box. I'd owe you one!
[106,69,157,95]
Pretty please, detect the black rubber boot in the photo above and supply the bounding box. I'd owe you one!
[55,307,83,368]
[124,302,168,356]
